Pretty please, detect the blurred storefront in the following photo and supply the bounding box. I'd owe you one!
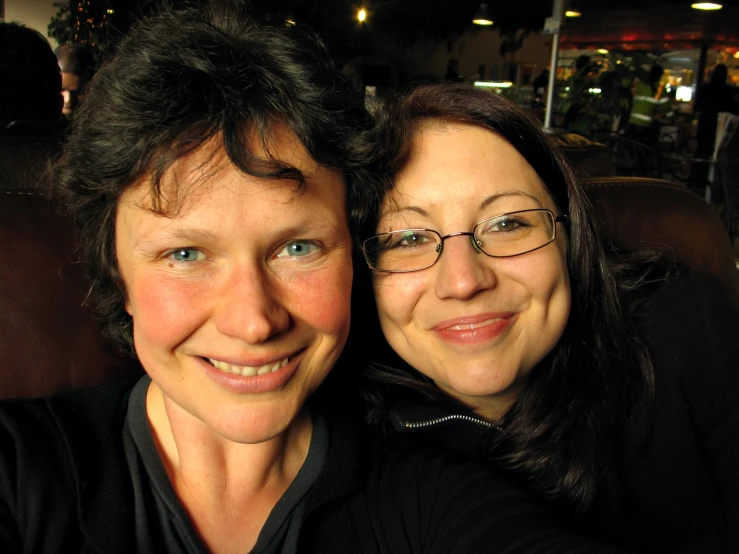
[556,4,739,123]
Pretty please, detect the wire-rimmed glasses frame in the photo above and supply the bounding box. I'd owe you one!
[362,208,568,273]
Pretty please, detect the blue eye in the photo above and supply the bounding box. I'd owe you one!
[170,248,205,262]
[276,241,320,258]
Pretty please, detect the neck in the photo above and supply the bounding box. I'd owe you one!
[440,380,524,422]
[145,381,313,501]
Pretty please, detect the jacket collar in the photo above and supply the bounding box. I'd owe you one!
[387,396,501,459]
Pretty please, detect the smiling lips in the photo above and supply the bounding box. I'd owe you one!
[432,313,515,344]
[207,356,290,377]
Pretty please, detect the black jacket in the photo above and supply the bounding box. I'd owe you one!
[0,378,624,553]
[387,274,739,553]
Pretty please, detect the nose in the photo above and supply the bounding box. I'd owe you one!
[213,263,290,344]
[434,234,496,300]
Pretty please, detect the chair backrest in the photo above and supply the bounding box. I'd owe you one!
[0,131,65,190]
[0,127,141,399]
[0,188,141,398]
[549,131,617,179]
[581,176,739,307]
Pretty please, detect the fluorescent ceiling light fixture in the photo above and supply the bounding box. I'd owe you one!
[474,81,513,88]
[472,3,494,25]
[691,2,723,9]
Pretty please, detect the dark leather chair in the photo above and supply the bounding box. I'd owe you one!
[0,133,140,399]
[582,176,739,307]
[549,131,617,180]
[0,131,65,190]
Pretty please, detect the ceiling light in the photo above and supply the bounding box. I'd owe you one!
[597,48,609,54]
[691,2,723,9]
[357,8,367,22]
[472,3,494,26]
[565,10,582,17]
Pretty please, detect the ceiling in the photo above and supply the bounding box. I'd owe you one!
[198,0,739,62]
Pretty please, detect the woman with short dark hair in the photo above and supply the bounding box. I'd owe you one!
[354,82,739,551]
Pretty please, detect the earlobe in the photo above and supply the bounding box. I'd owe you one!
[125,301,133,316]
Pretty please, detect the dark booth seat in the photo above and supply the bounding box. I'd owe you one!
[0,127,141,399]
[0,122,67,190]
[0,189,141,398]
[581,176,739,308]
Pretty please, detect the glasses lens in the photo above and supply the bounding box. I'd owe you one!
[474,210,555,257]
[364,229,440,272]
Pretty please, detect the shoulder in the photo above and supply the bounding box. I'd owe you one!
[0,396,80,549]
[0,378,140,551]
[636,272,738,347]
[0,376,137,482]
[358,435,624,553]
[636,272,739,426]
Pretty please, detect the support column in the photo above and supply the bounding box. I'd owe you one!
[544,0,566,130]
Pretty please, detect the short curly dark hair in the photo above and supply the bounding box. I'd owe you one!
[53,1,373,353]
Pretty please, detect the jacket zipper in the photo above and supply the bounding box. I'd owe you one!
[403,414,502,432]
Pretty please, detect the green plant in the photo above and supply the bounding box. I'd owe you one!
[48,0,119,66]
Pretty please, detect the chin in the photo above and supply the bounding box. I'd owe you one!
[206,401,304,445]
[441,364,524,403]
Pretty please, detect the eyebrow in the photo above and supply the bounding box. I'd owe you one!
[134,228,219,250]
[382,191,543,219]
[479,191,543,210]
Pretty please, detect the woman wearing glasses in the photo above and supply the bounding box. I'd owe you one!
[355,83,739,551]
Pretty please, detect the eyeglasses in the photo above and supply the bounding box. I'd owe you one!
[362,208,568,273]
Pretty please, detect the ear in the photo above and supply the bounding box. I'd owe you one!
[125,300,133,316]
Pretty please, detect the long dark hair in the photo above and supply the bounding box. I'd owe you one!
[352,83,672,518]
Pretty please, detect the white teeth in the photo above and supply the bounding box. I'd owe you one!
[256,365,272,376]
[208,356,290,377]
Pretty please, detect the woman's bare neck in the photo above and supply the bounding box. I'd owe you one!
[144,381,313,551]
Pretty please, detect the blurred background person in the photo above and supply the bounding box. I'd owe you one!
[445,58,463,82]
[0,21,63,131]
[626,63,672,145]
[694,64,736,160]
[532,68,549,105]
[54,43,95,119]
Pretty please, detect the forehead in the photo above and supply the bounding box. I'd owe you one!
[387,123,553,215]
[120,127,346,221]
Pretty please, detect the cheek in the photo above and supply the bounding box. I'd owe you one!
[373,274,427,328]
[128,273,210,348]
[288,263,353,336]
[511,250,571,328]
